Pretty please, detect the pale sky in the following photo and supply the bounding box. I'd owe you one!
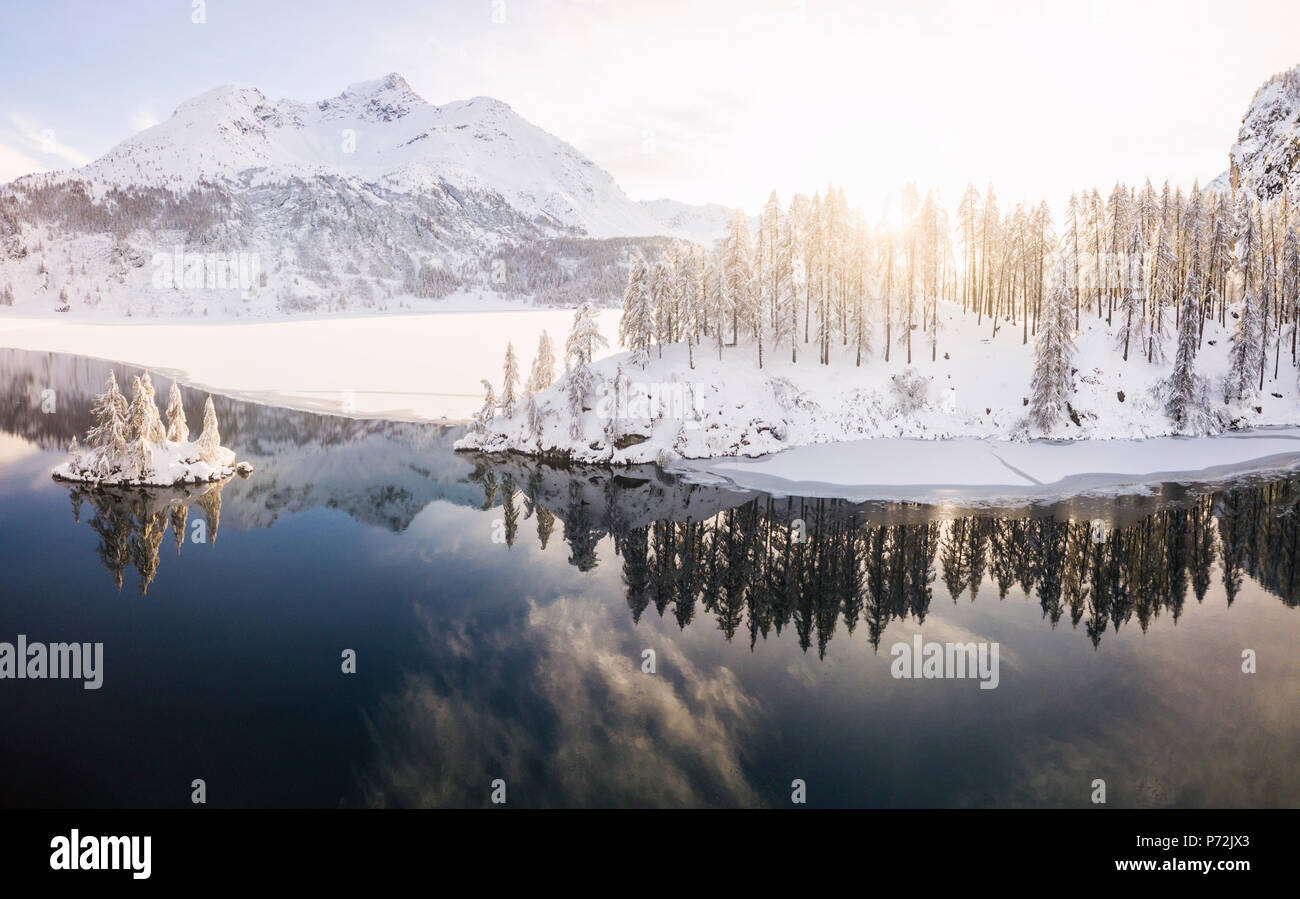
[2,0,1298,219]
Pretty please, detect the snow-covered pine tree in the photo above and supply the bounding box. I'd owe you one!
[474,380,496,435]
[139,372,166,445]
[1166,269,1204,430]
[1028,263,1075,432]
[1228,286,1262,402]
[525,392,543,443]
[566,301,608,368]
[165,382,189,443]
[1115,221,1147,361]
[195,396,223,466]
[566,364,592,441]
[618,252,654,367]
[563,303,606,441]
[651,254,678,358]
[528,330,556,394]
[86,371,130,476]
[500,341,520,418]
[125,376,156,480]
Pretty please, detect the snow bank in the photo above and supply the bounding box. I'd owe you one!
[53,438,248,487]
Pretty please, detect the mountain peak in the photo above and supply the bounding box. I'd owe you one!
[1229,63,1300,200]
[320,72,426,122]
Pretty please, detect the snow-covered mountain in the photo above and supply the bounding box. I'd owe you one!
[1229,65,1300,201]
[0,74,731,317]
[41,74,719,241]
[634,198,733,248]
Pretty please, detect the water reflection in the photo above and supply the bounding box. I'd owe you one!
[67,480,227,593]
[13,341,1300,648]
[460,462,1300,652]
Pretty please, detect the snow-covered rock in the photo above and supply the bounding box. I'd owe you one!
[1229,65,1300,201]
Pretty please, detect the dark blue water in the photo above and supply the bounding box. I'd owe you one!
[1,349,1298,808]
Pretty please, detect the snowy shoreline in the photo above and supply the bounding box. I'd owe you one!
[0,309,622,422]
[670,428,1300,503]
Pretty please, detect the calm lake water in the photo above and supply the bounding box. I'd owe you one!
[1,348,1298,808]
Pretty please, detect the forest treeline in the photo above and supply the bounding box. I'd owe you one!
[614,180,1299,432]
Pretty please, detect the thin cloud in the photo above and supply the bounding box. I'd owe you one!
[129,109,160,133]
[6,113,93,168]
[0,142,46,183]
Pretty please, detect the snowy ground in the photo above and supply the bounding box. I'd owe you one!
[459,300,1300,458]
[0,307,621,421]
[675,428,1300,504]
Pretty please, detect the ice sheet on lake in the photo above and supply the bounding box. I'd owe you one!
[678,428,1300,503]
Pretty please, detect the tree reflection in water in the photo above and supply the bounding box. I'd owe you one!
[467,459,1300,654]
[66,479,228,594]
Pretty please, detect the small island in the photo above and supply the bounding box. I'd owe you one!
[54,371,252,486]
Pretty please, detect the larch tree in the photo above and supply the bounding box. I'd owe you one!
[1116,221,1148,361]
[1228,195,1262,401]
[677,244,701,370]
[759,190,781,333]
[1166,269,1204,431]
[1147,221,1176,364]
[721,208,755,353]
[1283,225,1299,361]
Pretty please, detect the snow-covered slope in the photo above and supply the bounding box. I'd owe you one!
[1230,65,1300,201]
[457,298,1300,466]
